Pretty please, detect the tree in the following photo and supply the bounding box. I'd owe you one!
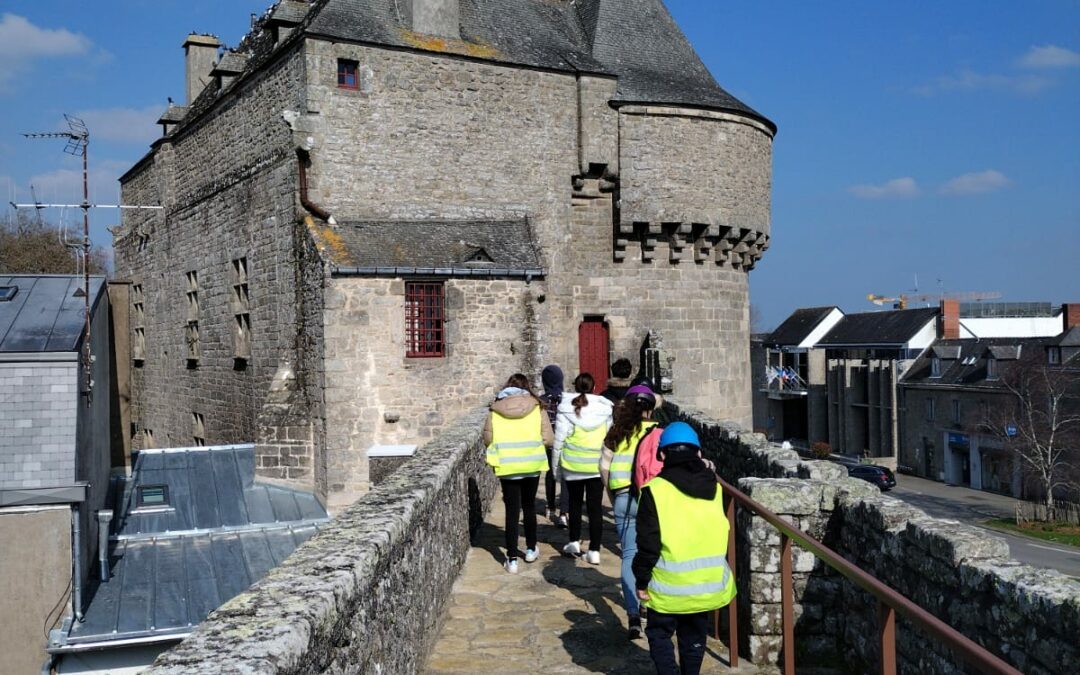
[0,210,110,275]
[981,364,1080,519]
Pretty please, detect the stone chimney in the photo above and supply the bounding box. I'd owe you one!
[939,299,960,340]
[183,34,222,104]
[1064,303,1080,332]
[411,0,459,39]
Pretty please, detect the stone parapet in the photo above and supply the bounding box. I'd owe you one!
[143,407,497,674]
[663,400,1079,674]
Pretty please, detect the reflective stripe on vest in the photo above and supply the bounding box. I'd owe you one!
[645,476,736,614]
[608,420,658,491]
[559,422,607,478]
[488,407,547,478]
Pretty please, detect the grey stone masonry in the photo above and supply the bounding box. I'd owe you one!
[663,400,1080,674]
[142,407,498,674]
[0,361,78,489]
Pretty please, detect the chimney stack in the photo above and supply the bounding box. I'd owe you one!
[939,299,960,340]
[1064,303,1080,333]
[183,34,222,104]
[411,0,460,39]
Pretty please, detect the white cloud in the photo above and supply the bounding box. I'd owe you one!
[848,177,920,200]
[939,170,1011,196]
[1019,45,1080,69]
[912,69,1055,97]
[0,14,93,90]
[70,106,164,145]
[26,159,132,206]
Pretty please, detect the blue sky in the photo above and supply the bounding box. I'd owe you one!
[1,1,1077,329]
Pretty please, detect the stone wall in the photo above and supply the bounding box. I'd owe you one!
[663,400,1080,674]
[321,276,543,502]
[115,45,316,464]
[143,407,498,674]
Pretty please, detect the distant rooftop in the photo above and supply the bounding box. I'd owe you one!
[959,302,1055,318]
[0,275,106,353]
[817,307,939,347]
[765,306,838,347]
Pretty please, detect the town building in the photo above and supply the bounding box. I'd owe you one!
[899,306,1080,496]
[114,0,776,507]
[0,275,111,674]
[756,300,1075,468]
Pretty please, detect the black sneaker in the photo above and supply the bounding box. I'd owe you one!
[628,616,642,640]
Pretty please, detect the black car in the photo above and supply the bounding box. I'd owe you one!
[847,464,897,491]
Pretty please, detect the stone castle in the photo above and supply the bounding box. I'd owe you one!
[114,0,775,506]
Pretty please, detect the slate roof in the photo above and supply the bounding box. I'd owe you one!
[902,337,1068,387]
[329,220,544,275]
[56,444,328,650]
[1052,326,1080,347]
[765,307,838,347]
[143,0,774,151]
[817,308,939,347]
[0,275,106,353]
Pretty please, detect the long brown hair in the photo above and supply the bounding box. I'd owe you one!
[505,373,535,397]
[604,396,655,449]
[571,373,594,416]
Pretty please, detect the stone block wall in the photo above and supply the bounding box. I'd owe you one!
[142,407,498,674]
[0,360,78,489]
[321,276,544,501]
[664,400,1080,674]
[115,44,317,461]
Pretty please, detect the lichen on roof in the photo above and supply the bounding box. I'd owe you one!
[399,29,501,60]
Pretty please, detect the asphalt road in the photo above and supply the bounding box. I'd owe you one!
[887,474,1080,578]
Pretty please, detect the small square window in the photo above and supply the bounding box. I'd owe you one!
[337,59,359,89]
[137,484,169,508]
[0,286,17,302]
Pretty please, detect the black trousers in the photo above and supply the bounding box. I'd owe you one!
[644,610,710,675]
[566,477,603,551]
[500,476,539,559]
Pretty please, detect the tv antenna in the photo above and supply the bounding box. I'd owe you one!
[14,114,163,405]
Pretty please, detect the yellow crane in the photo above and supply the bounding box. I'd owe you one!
[867,291,1002,310]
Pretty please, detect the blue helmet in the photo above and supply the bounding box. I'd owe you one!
[659,422,700,449]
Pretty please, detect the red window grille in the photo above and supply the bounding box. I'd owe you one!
[337,59,359,89]
[405,282,445,357]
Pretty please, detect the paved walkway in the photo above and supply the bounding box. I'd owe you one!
[426,495,771,674]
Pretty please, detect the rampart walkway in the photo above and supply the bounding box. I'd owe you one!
[426,497,773,674]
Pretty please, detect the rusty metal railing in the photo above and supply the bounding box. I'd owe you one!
[714,476,1022,675]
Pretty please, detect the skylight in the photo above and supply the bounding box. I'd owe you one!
[0,286,17,302]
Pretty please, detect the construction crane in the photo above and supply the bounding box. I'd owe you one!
[867,291,1002,310]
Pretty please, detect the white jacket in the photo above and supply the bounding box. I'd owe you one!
[553,393,614,480]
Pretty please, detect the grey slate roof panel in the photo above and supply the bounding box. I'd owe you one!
[0,275,106,353]
[332,220,543,272]
[765,307,838,347]
[902,337,1061,387]
[62,443,328,648]
[817,308,939,346]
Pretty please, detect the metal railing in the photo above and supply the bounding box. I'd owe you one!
[714,475,1022,675]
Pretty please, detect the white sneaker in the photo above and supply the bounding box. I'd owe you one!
[504,558,519,574]
[563,541,581,556]
[585,550,601,565]
[524,548,540,563]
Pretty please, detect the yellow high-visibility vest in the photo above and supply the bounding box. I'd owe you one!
[644,476,736,614]
[487,408,548,478]
[559,423,608,478]
[608,420,658,491]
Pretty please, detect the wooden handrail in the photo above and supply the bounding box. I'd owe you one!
[717,475,1022,675]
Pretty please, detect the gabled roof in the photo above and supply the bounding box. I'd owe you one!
[1052,326,1080,347]
[902,337,1063,387]
[0,275,106,353]
[150,0,774,150]
[55,444,328,651]
[765,306,838,347]
[328,220,544,277]
[817,308,938,347]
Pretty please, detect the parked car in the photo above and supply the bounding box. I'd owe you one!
[848,464,897,491]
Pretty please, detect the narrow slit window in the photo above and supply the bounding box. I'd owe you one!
[405,281,445,357]
[232,258,251,359]
[186,271,200,364]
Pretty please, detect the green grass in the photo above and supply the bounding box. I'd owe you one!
[984,519,1080,548]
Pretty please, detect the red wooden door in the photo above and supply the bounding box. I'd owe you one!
[578,318,609,393]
